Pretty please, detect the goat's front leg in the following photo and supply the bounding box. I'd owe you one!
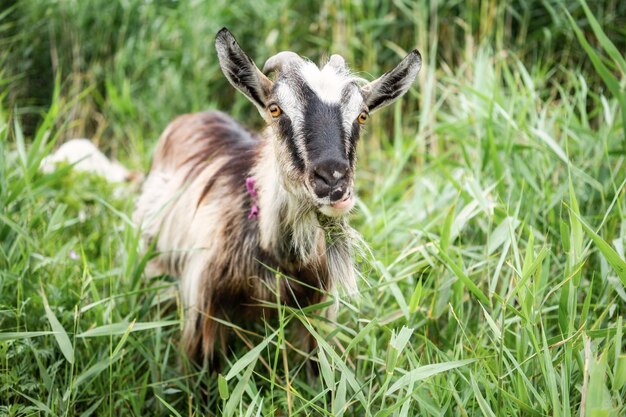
[182,300,225,372]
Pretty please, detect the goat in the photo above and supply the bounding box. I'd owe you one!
[133,27,421,366]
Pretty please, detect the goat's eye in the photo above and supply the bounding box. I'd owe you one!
[357,111,368,125]
[268,104,282,118]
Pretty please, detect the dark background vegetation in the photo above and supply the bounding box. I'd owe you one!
[3,0,625,142]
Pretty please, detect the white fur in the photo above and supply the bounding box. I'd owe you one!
[319,202,355,218]
[300,61,351,104]
[253,135,325,265]
[40,138,129,182]
[253,138,290,254]
[275,82,308,163]
[275,83,303,122]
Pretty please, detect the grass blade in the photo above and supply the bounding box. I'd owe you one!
[570,210,626,287]
[155,394,183,417]
[41,289,74,364]
[76,320,178,338]
[470,375,496,417]
[225,329,278,380]
[386,359,476,395]
[0,331,57,340]
[435,244,490,305]
[578,0,626,72]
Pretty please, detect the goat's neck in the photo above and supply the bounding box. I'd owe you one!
[252,129,358,293]
[253,129,326,264]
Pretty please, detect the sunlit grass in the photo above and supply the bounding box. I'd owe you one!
[1,0,625,416]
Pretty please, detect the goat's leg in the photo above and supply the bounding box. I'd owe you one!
[200,305,223,372]
[181,301,223,372]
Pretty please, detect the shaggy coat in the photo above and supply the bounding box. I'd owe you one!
[134,28,421,363]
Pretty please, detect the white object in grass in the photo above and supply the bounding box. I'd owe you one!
[40,138,129,183]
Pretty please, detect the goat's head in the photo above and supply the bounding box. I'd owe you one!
[215,28,421,217]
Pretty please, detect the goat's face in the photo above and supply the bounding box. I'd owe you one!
[215,28,421,217]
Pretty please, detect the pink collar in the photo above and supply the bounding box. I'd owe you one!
[245,177,259,220]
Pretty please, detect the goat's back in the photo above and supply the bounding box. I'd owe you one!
[133,111,259,271]
[150,111,257,174]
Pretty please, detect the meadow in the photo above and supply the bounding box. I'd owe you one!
[1,0,625,415]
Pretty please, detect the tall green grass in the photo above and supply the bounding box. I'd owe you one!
[1,0,625,415]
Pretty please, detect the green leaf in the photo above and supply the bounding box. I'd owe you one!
[481,306,501,340]
[317,346,334,393]
[79,398,104,417]
[436,244,490,305]
[299,319,367,406]
[111,320,135,357]
[570,210,626,287]
[581,276,595,325]
[408,279,423,314]
[578,0,626,73]
[568,179,583,286]
[218,374,230,400]
[440,203,456,252]
[566,2,626,142]
[64,350,123,402]
[0,331,57,341]
[586,353,613,415]
[560,220,570,253]
[567,12,621,97]
[16,390,53,415]
[155,394,183,417]
[614,355,626,390]
[332,372,348,417]
[389,326,414,353]
[386,358,475,395]
[344,318,378,356]
[224,357,257,417]
[531,128,569,165]
[470,375,497,417]
[76,320,178,338]
[41,290,74,364]
[225,329,278,380]
[387,326,414,376]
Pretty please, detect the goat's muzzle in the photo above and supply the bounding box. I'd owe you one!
[312,159,348,199]
[310,158,355,216]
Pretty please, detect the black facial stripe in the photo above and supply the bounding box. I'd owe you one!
[278,116,305,172]
[340,83,358,104]
[348,120,360,164]
[300,82,346,162]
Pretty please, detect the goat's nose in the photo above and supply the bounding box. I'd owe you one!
[312,159,349,199]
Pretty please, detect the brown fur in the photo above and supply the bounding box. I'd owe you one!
[134,27,420,368]
[134,111,347,364]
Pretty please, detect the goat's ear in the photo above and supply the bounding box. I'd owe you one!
[361,49,422,113]
[215,28,273,112]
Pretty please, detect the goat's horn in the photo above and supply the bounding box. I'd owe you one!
[263,51,302,74]
[326,54,346,70]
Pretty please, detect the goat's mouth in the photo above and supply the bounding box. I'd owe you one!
[316,189,355,217]
[302,173,355,217]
